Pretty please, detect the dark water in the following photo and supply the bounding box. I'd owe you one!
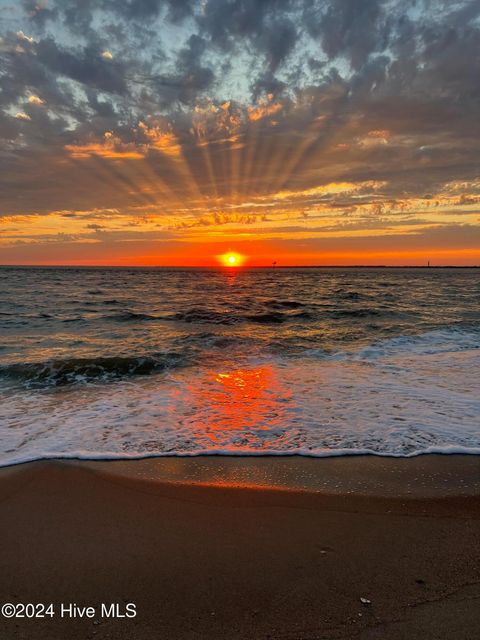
[0,267,479,463]
[1,267,478,385]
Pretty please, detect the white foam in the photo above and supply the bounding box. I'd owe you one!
[0,329,479,466]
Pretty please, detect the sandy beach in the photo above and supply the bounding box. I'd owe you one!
[2,0,480,635]
[0,456,479,639]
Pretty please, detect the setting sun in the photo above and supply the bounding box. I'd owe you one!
[218,252,246,267]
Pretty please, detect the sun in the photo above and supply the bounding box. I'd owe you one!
[218,251,246,267]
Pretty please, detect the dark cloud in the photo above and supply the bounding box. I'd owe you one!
[304,0,390,70]
[35,38,128,95]
[0,0,479,264]
[20,0,58,28]
[105,0,193,22]
[115,0,164,19]
[259,18,297,71]
[198,0,292,43]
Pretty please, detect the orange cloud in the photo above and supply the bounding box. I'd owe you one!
[247,97,282,121]
[271,180,386,201]
[28,94,44,105]
[65,132,143,159]
[137,121,182,157]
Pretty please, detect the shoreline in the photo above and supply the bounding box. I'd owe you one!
[1,453,479,497]
[0,456,479,639]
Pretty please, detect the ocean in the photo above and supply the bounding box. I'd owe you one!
[0,266,479,465]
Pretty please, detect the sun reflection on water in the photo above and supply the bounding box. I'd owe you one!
[184,365,294,448]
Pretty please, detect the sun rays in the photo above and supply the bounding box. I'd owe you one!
[12,85,476,267]
[60,93,346,221]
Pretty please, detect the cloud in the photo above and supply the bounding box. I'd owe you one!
[304,0,387,70]
[27,94,44,105]
[16,30,35,44]
[247,96,282,121]
[0,0,478,263]
[34,38,128,94]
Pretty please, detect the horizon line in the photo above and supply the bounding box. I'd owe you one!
[1,264,479,269]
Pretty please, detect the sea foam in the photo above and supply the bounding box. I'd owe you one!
[0,328,478,466]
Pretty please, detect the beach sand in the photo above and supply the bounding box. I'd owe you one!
[0,456,479,639]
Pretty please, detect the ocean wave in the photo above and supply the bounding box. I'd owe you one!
[170,309,240,325]
[105,311,161,322]
[265,299,305,309]
[2,268,479,468]
[169,307,313,325]
[3,446,480,469]
[245,311,289,323]
[327,308,391,318]
[350,327,480,360]
[0,353,185,388]
[332,289,372,301]
[298,327,480,363]
[174,333,250,349]
[1,325,478,465]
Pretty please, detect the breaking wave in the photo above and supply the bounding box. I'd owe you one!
[0,353,185,388]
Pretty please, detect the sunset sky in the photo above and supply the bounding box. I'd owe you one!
[0,0,479,266]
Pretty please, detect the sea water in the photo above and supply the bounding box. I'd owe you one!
[0,267,479,465]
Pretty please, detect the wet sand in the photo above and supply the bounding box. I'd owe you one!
[0,456,479,639]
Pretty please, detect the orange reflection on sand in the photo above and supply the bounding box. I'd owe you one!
[188,365,293,447]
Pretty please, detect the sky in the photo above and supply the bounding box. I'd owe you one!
[0,0,479,266]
